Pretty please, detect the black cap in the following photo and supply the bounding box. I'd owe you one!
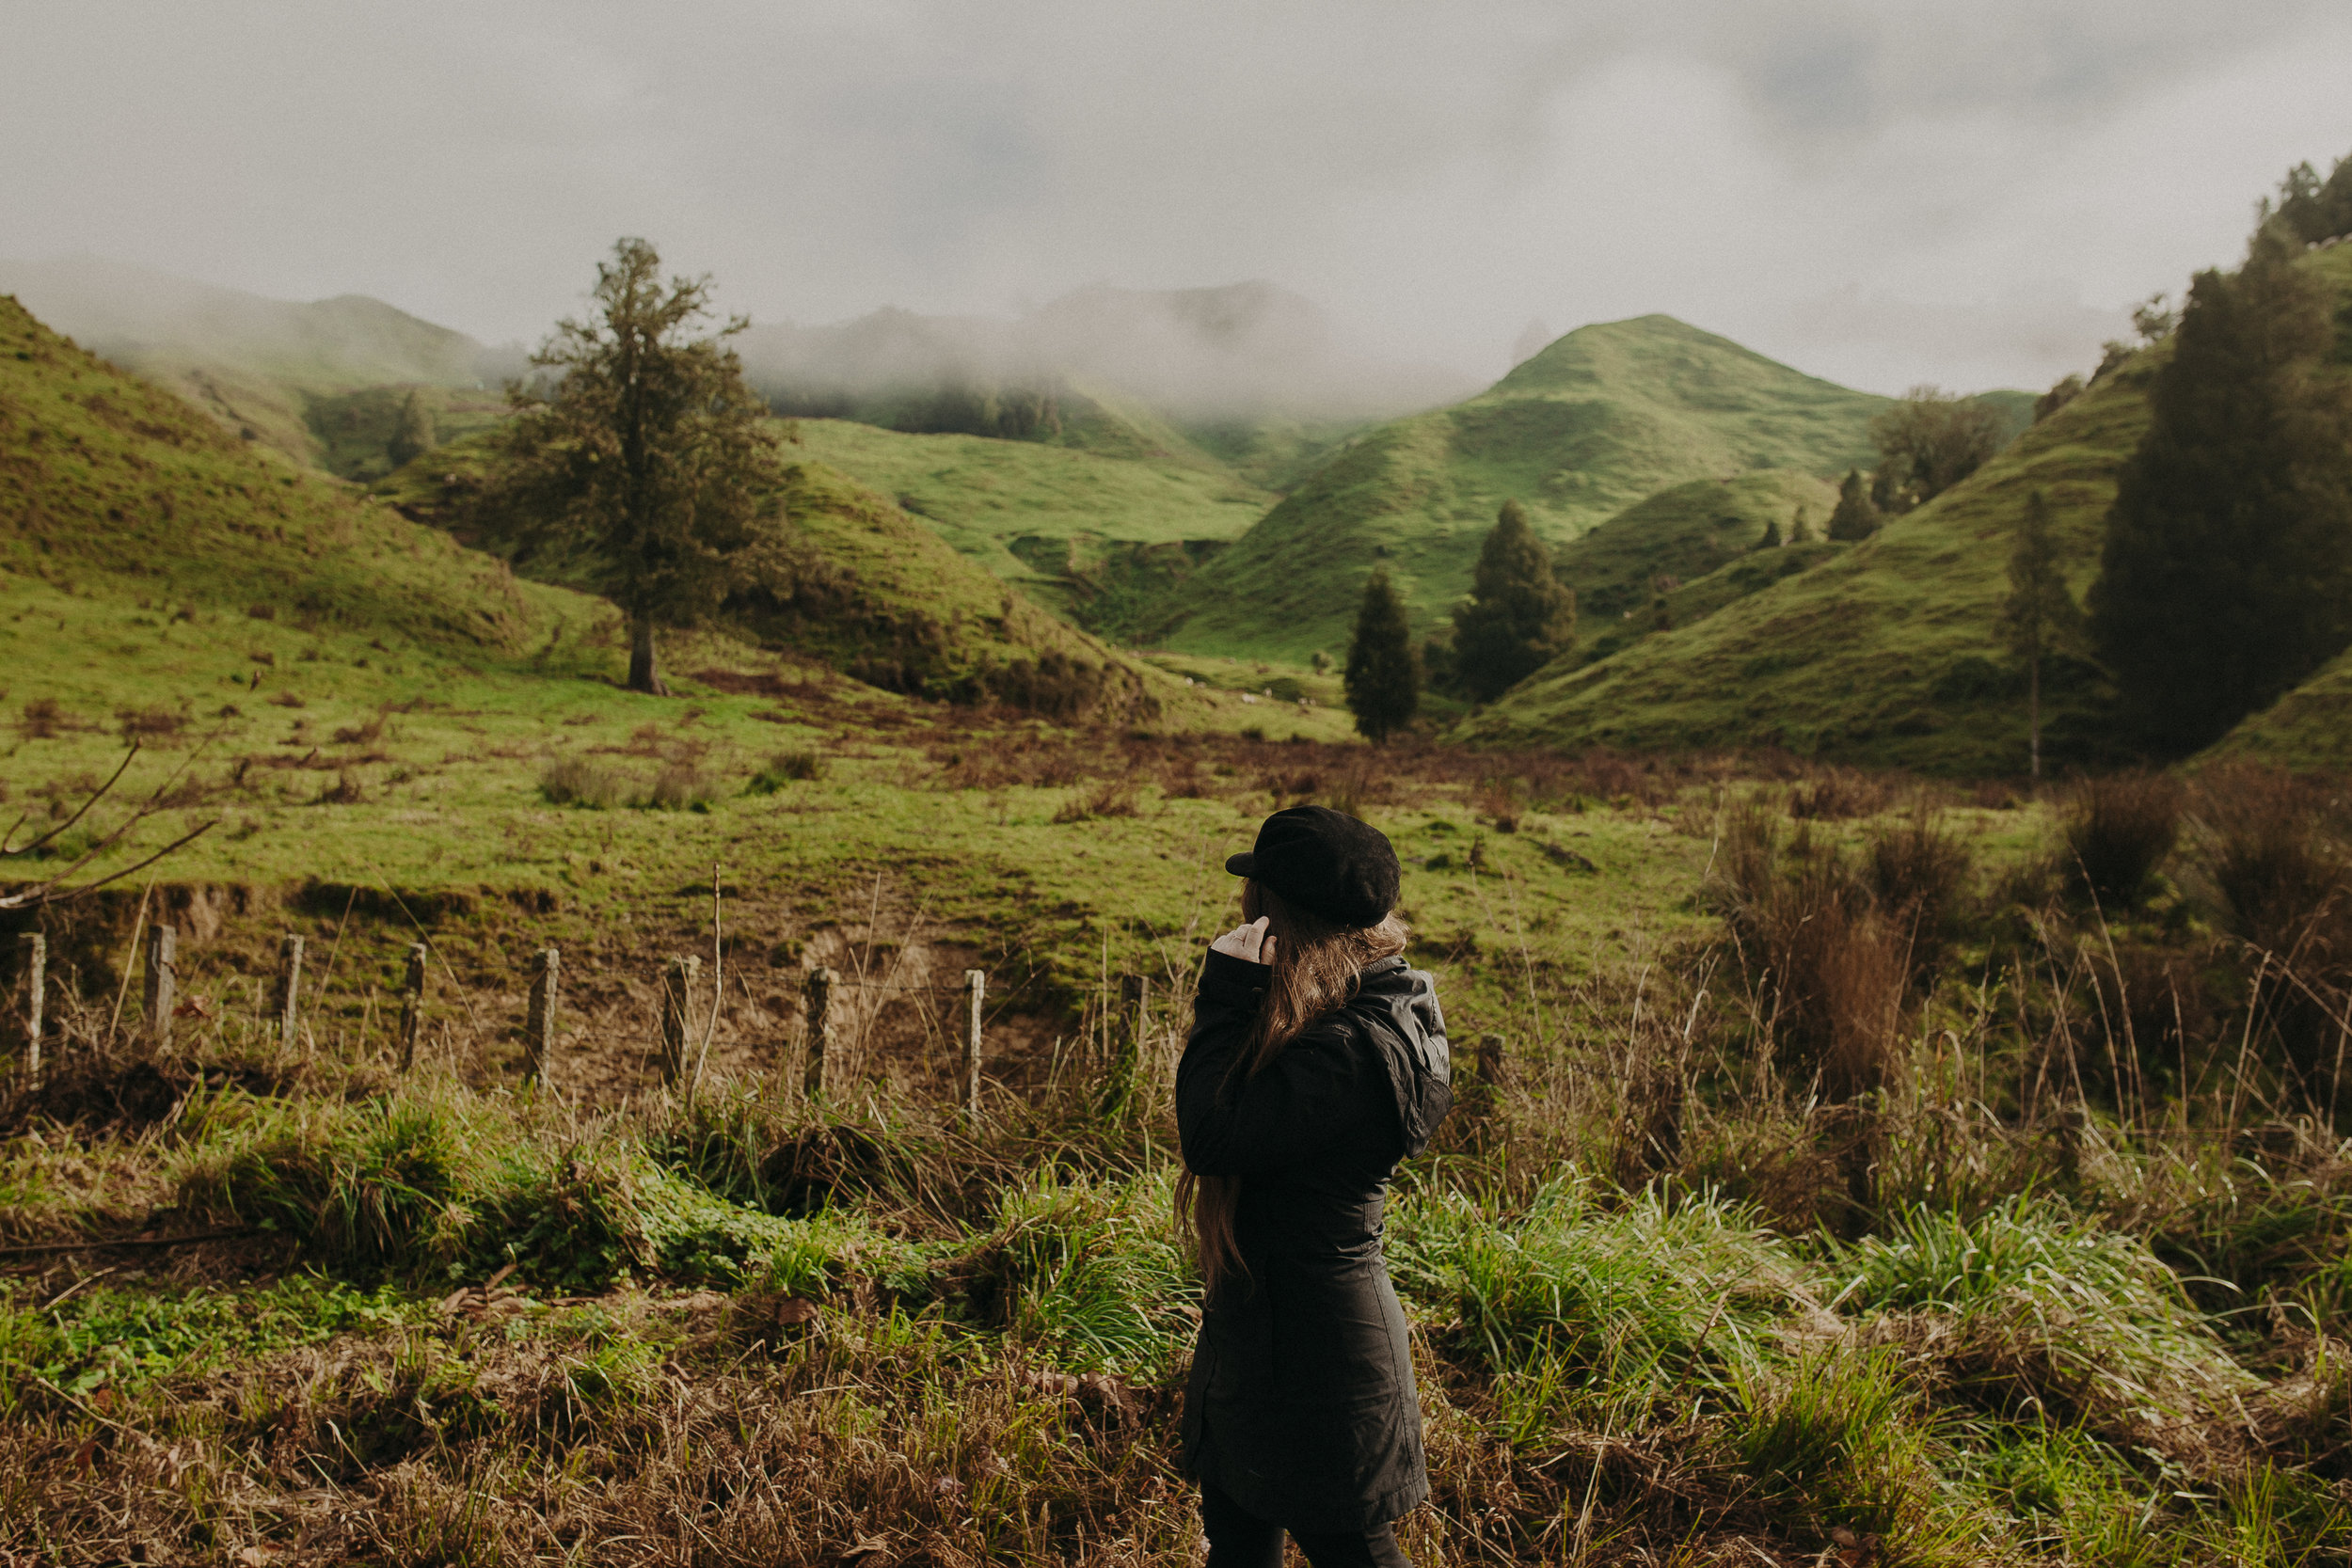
[1225,805,1400,929]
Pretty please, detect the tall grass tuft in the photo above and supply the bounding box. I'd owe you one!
[1714,800,1912,1100]
[2063,771,2184,908]
[1835,1196,2250,1423]
[1389,1178,1801,1437]
[963,1168,1193,1378]
[537,755,627,809]
[1728,1349,1958,1549]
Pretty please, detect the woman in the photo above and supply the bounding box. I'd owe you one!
[1176,805,1454,1568]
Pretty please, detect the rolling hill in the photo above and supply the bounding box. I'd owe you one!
[1142,315,1899,662]
[0,256,516,478]
[0,293,1210,729]
[1456,241,2352,774]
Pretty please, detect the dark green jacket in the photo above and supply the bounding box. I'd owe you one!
[1177,950,1453,1534]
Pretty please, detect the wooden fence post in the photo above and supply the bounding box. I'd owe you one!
[397,942,428,1069]
[18,933,44,1088]
[144,925,177,1048]
[803,966,835,1099]
[524,948,559,1084]
[660,956,700,1086]
[1103,974,1149,1117]
[275,934,306,1051]
[962,969,986,1122]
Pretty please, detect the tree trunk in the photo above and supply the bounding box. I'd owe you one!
[2027,646,2042,784]
[628,611,669,696]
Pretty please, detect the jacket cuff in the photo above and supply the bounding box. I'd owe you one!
[1199,948,1271,1005]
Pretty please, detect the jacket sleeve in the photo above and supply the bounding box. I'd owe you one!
[1177,951,1367,1178]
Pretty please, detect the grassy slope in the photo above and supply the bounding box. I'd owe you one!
[1465,245,2352,773]
[1556,469,1840,621]
[0,261,496,474]
[787,419,1271,621]
[1456,361,2152,770]
[1150,315,1891,662]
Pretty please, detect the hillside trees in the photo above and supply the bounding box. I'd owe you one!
[2001,490,2083,782]
[1451,499,1577,702]
[387,390,436,469]
[481,237,787,694]
[2090,229,2352,752]
[2263,151,2352,245]
[1825,468,1881,542]
[1867,387,2008,513]
[1344,568,1420,742]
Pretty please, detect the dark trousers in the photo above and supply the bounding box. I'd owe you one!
[1200,1475,1411,1568]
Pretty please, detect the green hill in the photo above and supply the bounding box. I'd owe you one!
[1144,315,1895,661]
[0,294,1232,736]
[0,257,511,478]
[1457,243,2352,773]
[787,419,1272,629]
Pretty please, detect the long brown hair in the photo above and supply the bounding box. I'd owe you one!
[1177,879,1409,1293]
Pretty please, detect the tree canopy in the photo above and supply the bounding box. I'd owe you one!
[1867,387,2008,512]
[1343,568,1420,742]
[1825,468,1881,543]
[482,237,788,694]
[2089,228,2352,752]
[1451,499,1576,703]
[387,389,436,470]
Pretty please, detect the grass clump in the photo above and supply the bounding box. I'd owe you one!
[2063,771,2184,908]
[745,747,826,793]
[963,1168,1193,1379]
[1727,1349,1962,1552]
[1834,1196,2249,1424]
[537,755,628,808]
[1389,1178,1801,1438]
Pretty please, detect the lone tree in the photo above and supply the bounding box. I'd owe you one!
[1344,568,1420,742]
[387,389,437,470]
[1867,387,2008,512]
[1999,490,2083,783]
[1825,468,1882,542]
[2089,227,2352,752]
[484,238,787,694]
[1451,499,1576,702]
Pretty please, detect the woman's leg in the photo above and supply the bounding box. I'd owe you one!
[1289,1520,1412,1568]
[1199,1477,1286,1568]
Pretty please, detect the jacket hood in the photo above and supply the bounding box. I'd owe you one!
[1345,957,1453,1157]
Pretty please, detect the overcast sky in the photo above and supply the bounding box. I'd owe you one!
[6,1,2350,395]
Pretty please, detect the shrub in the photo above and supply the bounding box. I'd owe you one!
[746,748,827,793]
[2063,772,2183,908]
[1867,806,1975,978]
[538,756,626,809]
[1051,777,1139,823]
[1713,804,1912,1100]
[2190,765,2351,958]
[642,761,716,811]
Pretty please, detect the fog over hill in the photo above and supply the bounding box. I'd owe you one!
[0,256,518,389]
[736,280,1471,426]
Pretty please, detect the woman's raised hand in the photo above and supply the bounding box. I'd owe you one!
[1210,916,1277,966]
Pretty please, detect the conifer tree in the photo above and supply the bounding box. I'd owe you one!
[387,389,437,469]
[2000,490,2082,782]
[481,238,787,695]
[1825,469,1882,542]
[2089,228,2352,752]
[1343,568,1420,742]
[1451,499,1577,702]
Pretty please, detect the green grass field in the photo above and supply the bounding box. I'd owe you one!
[11,277,2352,1564]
